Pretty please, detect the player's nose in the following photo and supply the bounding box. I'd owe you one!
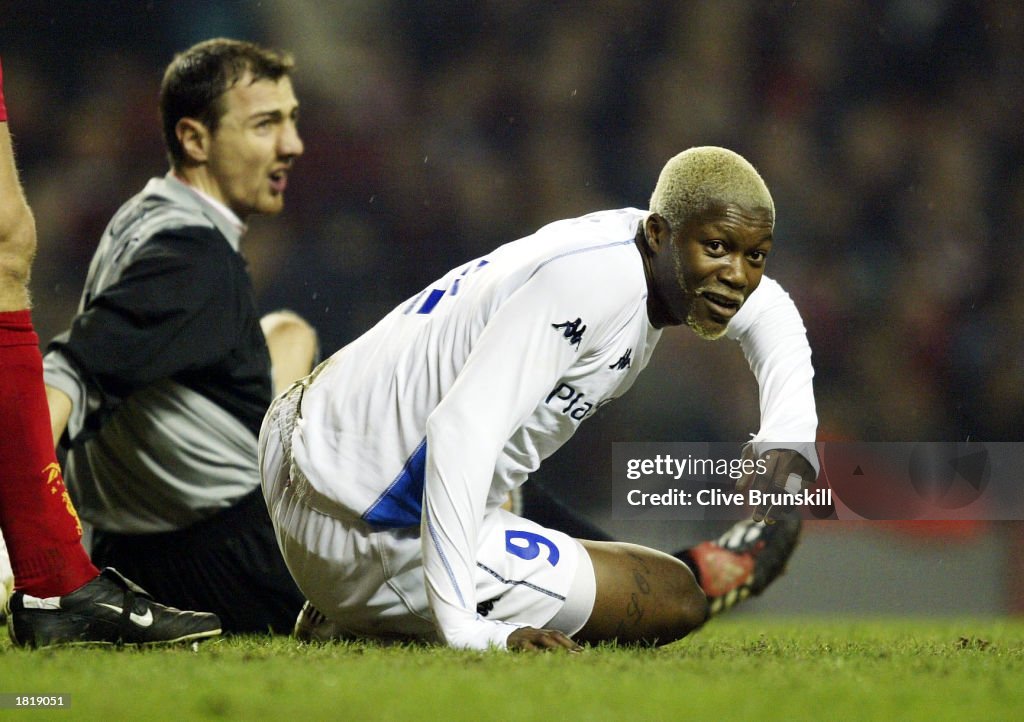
[279,121,304,158]
[718,255,747,290]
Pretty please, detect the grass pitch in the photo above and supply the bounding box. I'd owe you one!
[1,618,1022,721]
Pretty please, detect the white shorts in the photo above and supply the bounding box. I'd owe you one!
[259,385,596,643]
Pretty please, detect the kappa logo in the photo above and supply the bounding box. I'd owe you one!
[551,318,586,348]
[609,348,632,371]
[97,602,155,628]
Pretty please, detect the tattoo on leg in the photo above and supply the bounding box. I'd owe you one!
[625,592,644,623]
[628,551,651,574]
[615,552,655,637]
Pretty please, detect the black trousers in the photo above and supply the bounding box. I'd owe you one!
[91,487,303,634]
[520,482,615,542]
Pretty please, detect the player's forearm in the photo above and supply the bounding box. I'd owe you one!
[751,338,817,441]
[44,383,72,448]
[260,310,318,395]
[421,503,524,650]
[41,348,91,446]
[729,277,818,442]
[421,411,523,650]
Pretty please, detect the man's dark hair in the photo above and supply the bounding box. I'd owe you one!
[160,38,294,168]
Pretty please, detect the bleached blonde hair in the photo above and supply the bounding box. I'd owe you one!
[649,147,774,230]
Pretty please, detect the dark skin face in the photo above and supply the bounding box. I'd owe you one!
[636,202,774,337]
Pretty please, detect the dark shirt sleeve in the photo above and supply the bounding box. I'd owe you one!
[50,228,253,403]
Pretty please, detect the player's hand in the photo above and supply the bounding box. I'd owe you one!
[507,626,583,653]
[736,444,817,524]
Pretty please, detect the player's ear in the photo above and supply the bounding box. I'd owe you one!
[643,213,671,253]
[176,118,211,164]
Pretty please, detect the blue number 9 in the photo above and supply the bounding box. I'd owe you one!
[505,530,560,566]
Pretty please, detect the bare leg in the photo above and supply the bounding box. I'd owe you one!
[576,540,707,646]
[0,66,99,597]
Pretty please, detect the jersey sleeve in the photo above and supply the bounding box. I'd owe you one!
[725,276,818,462]
[43,230,248,441]
[421,253,630,649]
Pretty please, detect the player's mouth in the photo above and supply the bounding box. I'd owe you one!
[699,291,742,319]
[269,169,289,194]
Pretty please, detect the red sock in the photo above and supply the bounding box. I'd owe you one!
[0,310,98,596]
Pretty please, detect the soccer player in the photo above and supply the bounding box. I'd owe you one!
[0,56,221,647]
[260,146,818,651]
[41,39,316,634]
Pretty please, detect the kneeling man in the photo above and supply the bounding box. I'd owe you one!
[260,147,818,650]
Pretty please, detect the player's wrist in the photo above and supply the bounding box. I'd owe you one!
[748,440,819,476]
[439,616,526,651]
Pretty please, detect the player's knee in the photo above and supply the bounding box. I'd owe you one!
[623,586,709,647]
[0,205,37,286]
[657,562,709,640]
[631,590,708,647]
[0,256,30,291]
[675,585,709,633]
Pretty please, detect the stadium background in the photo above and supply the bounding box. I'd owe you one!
[2,1,1021,615]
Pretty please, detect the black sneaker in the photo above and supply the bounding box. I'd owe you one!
[293,600,343,643]
[7,568,221,648]
[688,516,802,617]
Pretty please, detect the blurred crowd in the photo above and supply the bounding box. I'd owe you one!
[2,1,1021,507]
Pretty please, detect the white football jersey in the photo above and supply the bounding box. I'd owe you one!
[290,207,816,649]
